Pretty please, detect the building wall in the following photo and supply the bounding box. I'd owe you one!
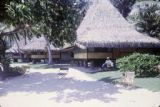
[73,47,159,67]
[74,52,88,59]
[74,48,113,59]
[88,52,112,59]
[24,51,61,63]
[60,52,73,61]
[30,51,61,59]
[74,48,87,59]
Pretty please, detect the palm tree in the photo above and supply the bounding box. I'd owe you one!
[128,1,160,39]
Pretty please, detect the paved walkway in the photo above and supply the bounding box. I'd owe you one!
[0,67,160,107]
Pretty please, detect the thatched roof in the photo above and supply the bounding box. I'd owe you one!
[6,36,59,53]
[76,0,160,48]
[22,36,60,52]
[6,38,28,53]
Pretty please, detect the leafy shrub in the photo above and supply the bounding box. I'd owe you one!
[117,53,160,77]
[0,58,10,72]
[7,67,27,77]
[0,58,27,79]
[0,58,10,80]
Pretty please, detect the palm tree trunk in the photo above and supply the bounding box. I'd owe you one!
[44,36,53,64]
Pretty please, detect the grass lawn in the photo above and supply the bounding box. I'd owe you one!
[86,71,160,92]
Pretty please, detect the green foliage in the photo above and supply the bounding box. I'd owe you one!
[0,58,10,79]
[111,0,136,17]
[117,53,160,77]
[110,0,160,18]
[0,58,27,79]
[0,1,34,54]
[128,1,160,39]
[0,57,10,72]
[7,66,27,76]
[30,0,88,47]
[6,1,33,26]
[0,0,88,64]
[0,0,22,21]
[3,0,88,47]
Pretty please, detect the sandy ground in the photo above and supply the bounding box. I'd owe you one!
[0,67,160,107]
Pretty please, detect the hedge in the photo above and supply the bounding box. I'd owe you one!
[117,53,160,77]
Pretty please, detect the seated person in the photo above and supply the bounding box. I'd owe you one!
[101,57,114,70]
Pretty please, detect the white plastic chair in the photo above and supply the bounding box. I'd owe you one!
[122,71,135,86]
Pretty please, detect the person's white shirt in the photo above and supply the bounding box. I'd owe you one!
[105,59,113,67]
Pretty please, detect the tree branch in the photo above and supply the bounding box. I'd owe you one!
[0,25,25,37]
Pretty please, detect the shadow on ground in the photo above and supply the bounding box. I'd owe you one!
[99,77,120,84]
[0,71,121,103]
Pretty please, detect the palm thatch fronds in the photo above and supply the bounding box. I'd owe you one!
[6,38,28,53]
[6,36,59,53]
[22,36,60,52]
[76,0,160,48]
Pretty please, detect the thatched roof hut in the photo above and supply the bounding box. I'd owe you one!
[76,0,160,48]
[6,36,60,53]
[22,36,60,52]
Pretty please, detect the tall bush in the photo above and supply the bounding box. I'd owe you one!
[0,58,27,80]
[0,58,10,72]
[117,53,160,77]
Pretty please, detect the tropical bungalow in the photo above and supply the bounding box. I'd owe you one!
[74,0,160,67]
[20,36,61,63]
[6,36,75,64]
[6,36,60,63]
